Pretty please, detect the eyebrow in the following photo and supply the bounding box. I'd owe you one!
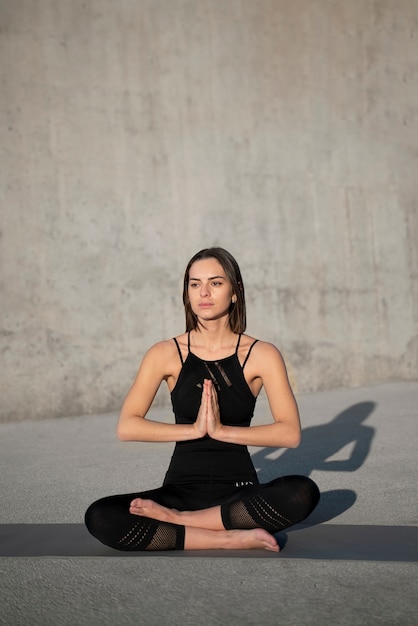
[189,275,226,281]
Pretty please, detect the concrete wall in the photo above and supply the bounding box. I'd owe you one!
[1,0,417,421]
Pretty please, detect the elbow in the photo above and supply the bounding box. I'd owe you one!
[116,416,133,442]
[286,428,301,449]
[117,413,145,441]
[117,425,130,441]
[273,426,300,449]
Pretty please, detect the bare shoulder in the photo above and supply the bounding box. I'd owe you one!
[140,337,183,374]
[146,338,179,356]
[241,335,284,360]
[240,335,287,376]
[254,339,284,358]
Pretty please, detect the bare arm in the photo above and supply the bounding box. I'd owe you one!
[117,341,204,442]
[207,342,301,448]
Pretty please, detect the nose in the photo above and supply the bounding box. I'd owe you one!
[200,282,210,297]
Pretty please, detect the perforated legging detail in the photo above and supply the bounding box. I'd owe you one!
[85,495,185,551]
[221,476,320,533]
[223,495,292,531]
[145,522,184,551]
[116,519,155,549]
[115,518,182,551]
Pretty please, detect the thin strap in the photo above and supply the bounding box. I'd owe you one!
[172,337,184,365]
[242,339,259,370]
[235,333,242,354]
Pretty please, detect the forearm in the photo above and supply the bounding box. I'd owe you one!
[212,421,301,449]
[117,414,199,443]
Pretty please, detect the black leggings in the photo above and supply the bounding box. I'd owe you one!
[85,475,320,551]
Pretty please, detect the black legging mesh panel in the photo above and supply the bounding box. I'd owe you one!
[145,522,184,551]
[221,475,320,533]
[85,496,185,551]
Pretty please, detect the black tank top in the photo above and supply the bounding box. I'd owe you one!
[163,333,260,486]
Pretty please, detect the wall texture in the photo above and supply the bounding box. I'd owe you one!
[1,0,417,421]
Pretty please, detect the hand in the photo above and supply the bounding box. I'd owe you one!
[193,380,210,438]
[206,379,222,438]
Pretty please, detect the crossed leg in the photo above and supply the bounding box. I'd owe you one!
[129,498,279,551]
[85,476,319,552]
[129,475,320,551]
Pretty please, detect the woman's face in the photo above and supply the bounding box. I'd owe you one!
[187,258,235,324]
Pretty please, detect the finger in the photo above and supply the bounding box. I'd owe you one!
[204,379,213,400]
[200,380,209,403]
[210,385,219,407]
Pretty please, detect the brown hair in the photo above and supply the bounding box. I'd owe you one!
[182,247,246,333]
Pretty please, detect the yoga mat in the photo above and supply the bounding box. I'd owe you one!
[1,523,416,560]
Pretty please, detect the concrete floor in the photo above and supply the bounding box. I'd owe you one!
[1,382,417,625]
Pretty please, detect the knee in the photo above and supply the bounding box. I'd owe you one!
[84,496,124,542]
[305,476,320,510]
[84,497,163,551]
[290,475,320,518]
[84,498,106,537]
[291,475,320,503]
[84,498,133,550]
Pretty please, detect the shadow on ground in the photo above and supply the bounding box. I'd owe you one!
[253,401,376,525]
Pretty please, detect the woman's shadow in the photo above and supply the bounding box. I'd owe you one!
[252,401,376,527]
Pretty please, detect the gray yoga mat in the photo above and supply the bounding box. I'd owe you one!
[1,523,416,560]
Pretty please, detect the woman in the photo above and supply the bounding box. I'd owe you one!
[85,247,319,552]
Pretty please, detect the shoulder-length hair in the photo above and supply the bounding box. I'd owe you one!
[182,247,246,333]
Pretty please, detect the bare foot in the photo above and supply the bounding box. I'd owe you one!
[130,500,280,552]
[129,498,179,523]
[226,528,280,552]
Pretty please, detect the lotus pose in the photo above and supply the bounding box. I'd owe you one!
[85,247,319,551]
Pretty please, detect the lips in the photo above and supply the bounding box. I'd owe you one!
[199,303,213,308]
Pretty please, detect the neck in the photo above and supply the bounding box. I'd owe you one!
[192,323,237,352]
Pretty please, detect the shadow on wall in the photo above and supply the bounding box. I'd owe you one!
[252,402,376,526]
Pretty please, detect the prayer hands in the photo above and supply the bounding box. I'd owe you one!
[194,379,222,439]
